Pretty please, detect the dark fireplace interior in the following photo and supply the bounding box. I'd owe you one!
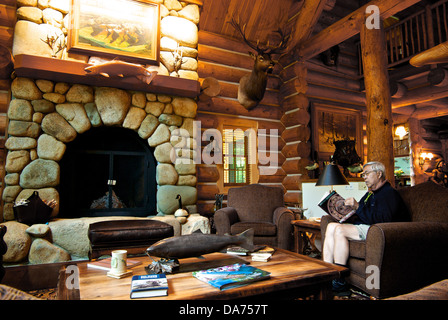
[59,127,157,218]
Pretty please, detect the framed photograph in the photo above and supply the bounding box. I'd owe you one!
[311,103,363,162]
[68,0,160,65]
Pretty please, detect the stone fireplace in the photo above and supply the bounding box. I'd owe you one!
[0,0,212,264]
[3,78,199,221]
[2,0,204,222]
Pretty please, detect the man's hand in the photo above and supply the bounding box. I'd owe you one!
[344,197,359,210]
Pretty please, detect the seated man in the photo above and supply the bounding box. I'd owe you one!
[322,161,409,292]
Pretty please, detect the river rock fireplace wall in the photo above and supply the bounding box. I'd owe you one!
[2,78,199,220]
[2,0,202,222]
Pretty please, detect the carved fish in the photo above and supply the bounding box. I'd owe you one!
[146,228,254,260]
[84,60,157,84]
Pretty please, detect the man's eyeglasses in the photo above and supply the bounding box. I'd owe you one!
[361,170,376,178]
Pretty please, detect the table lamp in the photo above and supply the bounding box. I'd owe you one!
[315,162,349,191]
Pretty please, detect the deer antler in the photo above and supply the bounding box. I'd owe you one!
[229,17,261,53]
[263,28,290,55]
[229,17,289,55]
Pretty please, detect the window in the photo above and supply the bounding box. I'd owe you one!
[222,125,256,186]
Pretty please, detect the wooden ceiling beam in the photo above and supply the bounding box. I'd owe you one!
[286,0,328,54]
[392,84,448,109]
[299,0,422,60]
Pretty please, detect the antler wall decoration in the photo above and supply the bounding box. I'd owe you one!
[229,18,290,110]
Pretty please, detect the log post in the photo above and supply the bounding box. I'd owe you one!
[360,18,395,184]
[0,45,14,79]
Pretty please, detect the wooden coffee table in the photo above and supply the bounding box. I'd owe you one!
[58,248,347,300]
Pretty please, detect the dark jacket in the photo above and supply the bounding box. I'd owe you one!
[354,181,410,225]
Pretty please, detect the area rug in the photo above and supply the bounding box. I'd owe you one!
[26,288,58,300]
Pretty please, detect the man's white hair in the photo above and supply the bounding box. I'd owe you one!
[363,161,386,178]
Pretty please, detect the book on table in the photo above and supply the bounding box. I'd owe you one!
[226,244,267,255]
[192,263,271,290]
[130,274,168,298]
[250,246,275,262]
[318,190,357,223]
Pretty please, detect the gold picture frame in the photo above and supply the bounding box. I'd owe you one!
[68,0,160,65]
[311,103,363,162]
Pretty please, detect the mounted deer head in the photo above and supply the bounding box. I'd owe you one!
[230,18,289,110]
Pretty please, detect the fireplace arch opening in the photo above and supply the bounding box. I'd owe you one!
[58,127,157,218]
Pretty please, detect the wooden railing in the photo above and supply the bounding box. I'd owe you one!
[359,0,448,74]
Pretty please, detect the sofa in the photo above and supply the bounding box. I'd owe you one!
[387,279,448,300]
[214,184,294,250]
[321,181,448,299]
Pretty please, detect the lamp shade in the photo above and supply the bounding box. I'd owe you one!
[315,163,349,187]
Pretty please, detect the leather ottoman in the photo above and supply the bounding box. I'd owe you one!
[88,220,174,259]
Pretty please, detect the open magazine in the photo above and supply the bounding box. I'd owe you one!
[192,263,270,290]
[318,191,357,223]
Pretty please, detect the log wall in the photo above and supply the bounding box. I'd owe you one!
[197,31,286,213]
[196,1,368,213]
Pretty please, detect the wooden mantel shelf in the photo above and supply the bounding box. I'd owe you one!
[13,54,201,98]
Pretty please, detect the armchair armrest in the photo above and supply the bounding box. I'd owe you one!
[273,207,294,225]
[214,207,239,235]
[273,207,294,250]
[366,221,448,297]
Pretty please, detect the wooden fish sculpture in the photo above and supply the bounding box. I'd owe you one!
[146,228,254,260]
[84,59,157,84]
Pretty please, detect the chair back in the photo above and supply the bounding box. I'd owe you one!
[0,225,7,282]
[398,181,448,222]
[228,184,284,222]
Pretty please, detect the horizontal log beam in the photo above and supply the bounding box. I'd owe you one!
[198,97,283,120]
[282,174,303,191]
[283,191,302,204]
[196,112,285,132]
[282,141,311,159]
[281,93,309,113]
[14,54,201,98]
[300,0,421,60]
[197,165,220,182]
[258,172,286,184]
[282,158,310,175]
[197,184,220,200]
[392,84,448,109]
[282,125,310,143]
[307,83,366,107]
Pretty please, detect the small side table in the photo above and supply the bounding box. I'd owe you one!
[291,219,321,256]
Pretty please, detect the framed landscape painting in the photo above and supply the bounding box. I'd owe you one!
[68,0,160,64]
[311,103,363,162]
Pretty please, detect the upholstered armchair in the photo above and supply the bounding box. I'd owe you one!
[214,184,294,250]
[321,181,448,299]
[0,225,6,282]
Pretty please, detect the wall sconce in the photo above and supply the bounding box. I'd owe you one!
[395,125,408,139]
[172,42,183,77]
[419,152,434,169]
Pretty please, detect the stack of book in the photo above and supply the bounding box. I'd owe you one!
[250,247,275,262]
[226,245,275,262]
